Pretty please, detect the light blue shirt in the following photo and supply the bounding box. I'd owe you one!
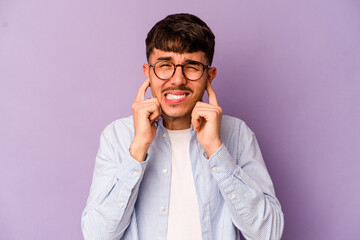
[81,115,284,240]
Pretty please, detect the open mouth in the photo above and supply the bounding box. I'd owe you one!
[164,91,190,103]
[165,93,187,100]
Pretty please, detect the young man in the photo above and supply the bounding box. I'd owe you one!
[82,13,284,240]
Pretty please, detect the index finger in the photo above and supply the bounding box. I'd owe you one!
[135,78,151,101]
[206,80,219,106]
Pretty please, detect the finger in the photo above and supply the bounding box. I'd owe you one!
[191,113,201,131]
[191,107,207,131]
[192,101,219,109]
[140,98,158,104]
[149,114,159,122]
[191,102,218,119]
[192,107,218,121]
[206,81,219,106]
[138,101,160,117]
[135,78,151,101]
[149,102,162,123]
[132,98,158,113]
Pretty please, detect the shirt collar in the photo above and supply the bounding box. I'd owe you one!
[155,116,195,132]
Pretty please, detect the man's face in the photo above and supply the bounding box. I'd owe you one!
[143,48,216,122]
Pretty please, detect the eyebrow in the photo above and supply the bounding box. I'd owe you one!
[184,59,202,64]
[156,57,203,65]
[156,56,172,61]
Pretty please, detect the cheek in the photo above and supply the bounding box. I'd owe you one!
[150,88,156,98]
[149,81,161,99]
[193,83,206,98]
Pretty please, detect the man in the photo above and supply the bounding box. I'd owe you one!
[82,13,284,240]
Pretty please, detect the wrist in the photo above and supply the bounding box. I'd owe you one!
[130,140,151,162]
[203,140,222,158]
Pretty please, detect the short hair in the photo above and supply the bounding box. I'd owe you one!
[146,13,215,65]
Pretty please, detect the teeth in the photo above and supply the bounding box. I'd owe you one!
[166,94,186,100]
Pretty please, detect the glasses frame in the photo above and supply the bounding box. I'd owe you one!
[149,60,210,81]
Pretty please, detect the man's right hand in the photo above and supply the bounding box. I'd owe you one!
[130,78,161,162]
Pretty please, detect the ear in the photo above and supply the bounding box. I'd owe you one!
[207,67,217,84]
[143,64,150,79]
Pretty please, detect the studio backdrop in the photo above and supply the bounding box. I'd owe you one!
[0,0,359,239]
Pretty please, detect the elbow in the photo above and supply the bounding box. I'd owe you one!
[81,208,125,240]
[269,208,284,240]
[245,197,284,240]
[260,203,284,240]
[81,210,99,240]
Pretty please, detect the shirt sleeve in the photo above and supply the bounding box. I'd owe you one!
[205,133,284,240]
[81,127,148,240]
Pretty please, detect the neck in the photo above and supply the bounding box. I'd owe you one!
[162,114,191,130]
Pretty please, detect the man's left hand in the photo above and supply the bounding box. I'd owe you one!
[192,80,222,157]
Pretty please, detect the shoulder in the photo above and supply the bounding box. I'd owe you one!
[221,115,254,136]
[101,115,134,142]
[220,115,255,149]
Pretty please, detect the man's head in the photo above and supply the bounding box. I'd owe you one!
[146,13,215,65]
[143,13,217,128]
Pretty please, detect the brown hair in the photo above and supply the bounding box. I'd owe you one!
[146,13,215,65]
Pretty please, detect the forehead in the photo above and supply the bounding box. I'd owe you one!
[149,48,207,64]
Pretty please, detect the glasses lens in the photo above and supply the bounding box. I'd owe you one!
[183,63,203,80]
[153,61,206,81]
[154,61,174,80]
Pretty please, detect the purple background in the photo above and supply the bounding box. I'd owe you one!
[1,1,359,239]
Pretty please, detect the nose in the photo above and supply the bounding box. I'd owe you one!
[169,65,187,85]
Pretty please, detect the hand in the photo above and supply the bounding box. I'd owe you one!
[191,81,222,157]
[130,78,161,162]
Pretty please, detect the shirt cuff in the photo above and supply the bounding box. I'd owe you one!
[116,150,149,187]
[205,144,237,183]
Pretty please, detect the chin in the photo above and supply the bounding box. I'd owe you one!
[159,98,197,120]
[161,108,191,120]
[162,111,185,119]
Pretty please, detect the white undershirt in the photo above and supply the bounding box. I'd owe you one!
[166,128,202,240]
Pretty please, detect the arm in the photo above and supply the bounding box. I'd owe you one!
[192,81,283,239]
[81,128,148,239]
[206,132,284,240]
[82,78,161,239]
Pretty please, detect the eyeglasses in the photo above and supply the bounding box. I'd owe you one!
[149,60,210,81]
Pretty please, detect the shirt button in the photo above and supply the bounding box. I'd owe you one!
[160,206,165,212]
[162,169,168,174]
[231,194,237,200]
[162,133,166,138]
[133,171,138,177]
[120,202,125,208]
[212,166,218,172]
